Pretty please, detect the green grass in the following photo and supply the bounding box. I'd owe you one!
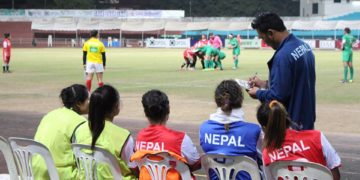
[1,48,359,104]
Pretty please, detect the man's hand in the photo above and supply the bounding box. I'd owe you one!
[248,76,267,89]
[247,87,259,99]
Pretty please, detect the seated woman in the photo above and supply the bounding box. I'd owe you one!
[75,85,137,180]
[132,89,201,179]
[257,100,341,180]
[199,80,262,180]
[33,84,89,179]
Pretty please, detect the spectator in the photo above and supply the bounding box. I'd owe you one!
[132,89,201,179]
[75,85,137,179]
[33,84,89,179]
[199,80,262,180]
[257,100,341,180]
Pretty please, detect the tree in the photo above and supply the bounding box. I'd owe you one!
[53,0,96,9]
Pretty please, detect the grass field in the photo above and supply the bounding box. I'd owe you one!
[0,48,359,134]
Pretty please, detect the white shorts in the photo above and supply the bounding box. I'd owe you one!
[86,62,104,73]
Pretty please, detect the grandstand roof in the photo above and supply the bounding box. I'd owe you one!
[30,18,360,31]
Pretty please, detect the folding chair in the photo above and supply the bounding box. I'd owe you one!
[134,151,192,180]
[71,143,122,180]
[0,136,18,180]
[268,160,333,180]
[8,137,59,180]
[201,154,261,180]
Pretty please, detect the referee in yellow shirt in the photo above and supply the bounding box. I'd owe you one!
[83,30,106,92]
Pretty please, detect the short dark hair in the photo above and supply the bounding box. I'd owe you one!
[90,30,98,37]
[4,33,10,38]
[215,80,243,114]
[251,12,286,33]
[142,89,170,123]
[209,32,214,36]
[344,27,351,34]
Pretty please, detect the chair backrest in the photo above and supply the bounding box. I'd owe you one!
[135,152,192,180]
[8,137,59,180]
[71,143,122,180]
[268,160,333,180]
[0,136,18,180]
[201,154,261,180]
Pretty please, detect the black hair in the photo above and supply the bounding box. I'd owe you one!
[4,33,10,38]
[209,32,214,36]
[215,80,243,114]
[59,84,88,114]
[88,85,119,150]
[344,27,351,34]
[256,101,291,150]
[251,12,286,33]
[90,30,98,37]
[142,89,170,124]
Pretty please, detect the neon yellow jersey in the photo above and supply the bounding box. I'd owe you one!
[83,38,106,64]
[33,107,87,180]
[75,121,136,180]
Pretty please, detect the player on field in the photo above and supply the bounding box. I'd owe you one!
[198,45,219,71]
[228,33,240,69]
[198,34,208,47]
[208,33,223,50]
[215,51,226,70]
[341,27,357,83]
[83,30,106,92]
[181,47,197,70]
[2,33,12,73]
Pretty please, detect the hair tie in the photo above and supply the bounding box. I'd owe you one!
[71,87,76,97]
[269,100,278,108]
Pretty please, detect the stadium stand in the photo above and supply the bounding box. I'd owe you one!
[327,11,360,21]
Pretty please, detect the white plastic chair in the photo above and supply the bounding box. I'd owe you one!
[8,137,59,180]
[134,151,192,180]
[268,161,333,180]
[201,154,261,180]
[0,136,18,180]
[71,143,122,180]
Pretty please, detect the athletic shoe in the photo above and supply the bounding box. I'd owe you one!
[232,67,237,70]
[349,79,353,83]
[340,79,348,83]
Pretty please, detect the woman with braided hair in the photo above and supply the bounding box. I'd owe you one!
[199,79,262,180]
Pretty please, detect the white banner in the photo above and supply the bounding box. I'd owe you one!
[224,39,261,49]
[146,39,190,48]
[24,9,184,19]
[319,40,336,49]
[302,39,316,49]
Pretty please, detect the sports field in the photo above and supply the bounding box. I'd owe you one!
[0,48,359,134]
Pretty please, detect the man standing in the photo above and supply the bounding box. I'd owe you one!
[248,12,316,130]
[83,30,106,92]
[2,33,11,73]
[228,33,240,69]
[208,33,223,50]
[341,27,357,83]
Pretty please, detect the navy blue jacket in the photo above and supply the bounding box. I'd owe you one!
[256,34,316,130]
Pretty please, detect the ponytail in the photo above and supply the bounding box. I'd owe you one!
[88,85,119,150]
[88,92,105,150]
[257,100,290,150]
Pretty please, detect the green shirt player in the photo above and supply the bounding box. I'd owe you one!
[341,27,357,83]
[198,45,219,70]
[216,51,226,70]
[228,33,240,69]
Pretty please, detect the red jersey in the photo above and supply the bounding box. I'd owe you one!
[2,38,11,59]
[136,125,185,155]
[183,48,195,59]
[263,129,326,167]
